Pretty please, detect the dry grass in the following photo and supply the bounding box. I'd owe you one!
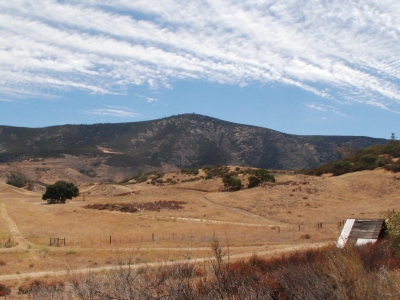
[11,240,400,299]
[1,167,400,297]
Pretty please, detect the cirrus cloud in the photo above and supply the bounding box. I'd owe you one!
[84,106,141,118]
[1,0,400,110]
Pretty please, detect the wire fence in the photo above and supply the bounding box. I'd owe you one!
[0,221,346,248]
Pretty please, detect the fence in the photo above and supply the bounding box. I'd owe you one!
[39,221,344,248]
[0,221,346,248]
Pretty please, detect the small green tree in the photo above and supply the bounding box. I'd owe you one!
[42,181,79,204]
[222,174,242,191]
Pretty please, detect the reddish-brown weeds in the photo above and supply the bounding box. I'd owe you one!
[84,200,187,213]
[0,284,11,297]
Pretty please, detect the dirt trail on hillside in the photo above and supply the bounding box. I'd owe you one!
[0,203,39,260]
[0,242,327,281]
[200,196,286,226]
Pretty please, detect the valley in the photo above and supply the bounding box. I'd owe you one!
[0,166,399,292]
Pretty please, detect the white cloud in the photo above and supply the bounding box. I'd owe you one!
[1,0,400,110]
[84,106,140,118]
[135,94,157,103]
[306,104,327,112]
[306,102,349,117]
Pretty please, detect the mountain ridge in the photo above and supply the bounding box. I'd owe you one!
[0,114,387,171]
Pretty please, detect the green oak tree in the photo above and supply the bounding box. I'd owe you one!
[42,181,79,204]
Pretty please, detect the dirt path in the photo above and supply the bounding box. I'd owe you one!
[79,184,99,193]
[0,203,39,259]
[141,214,281,227]
[0,242,327,281]
[200,196,286,226]
[0,203,30,249]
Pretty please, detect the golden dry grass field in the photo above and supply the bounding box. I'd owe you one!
[0,167,399,293]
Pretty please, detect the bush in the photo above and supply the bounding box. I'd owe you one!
[360,154,378,164]
[222,174,242,191]
[303,141,400,177]
[61,241,400,299]
[333,160,351,172]
[246,169,275,188]
[120,170,164,184]
[0,284,11,297]
[202,165,230,179]
[385,161,400,172]
[181,168,199,175]
[382,143,400,157]
[376,158,385,167]
[6,171,30,188]
[248,176,261,188]
[381,210,400,254]
[18,279,65,295]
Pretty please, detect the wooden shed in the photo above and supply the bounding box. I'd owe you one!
[337,219,387,248]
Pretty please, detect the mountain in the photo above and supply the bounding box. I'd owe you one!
[0,114,387,171]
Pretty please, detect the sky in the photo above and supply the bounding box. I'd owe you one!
[0,0,399,139]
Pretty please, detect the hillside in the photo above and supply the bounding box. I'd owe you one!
[0,114,386,174]
[1,165,400,297]
[304,141,400,176]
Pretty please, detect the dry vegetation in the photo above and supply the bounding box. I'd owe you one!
[4,241,400,299]
[0,164,399,297]
[84,201,187,213]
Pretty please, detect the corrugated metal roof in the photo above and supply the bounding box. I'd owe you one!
[347,219,385,240]
[337,219,386,247]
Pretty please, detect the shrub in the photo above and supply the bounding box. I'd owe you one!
[360,154,378,164]
[119,170,164,184]
[376,158,385,167]
[246,169,275,188]
[202,165,230,179]
[381,210,400,254]
[181,168,199,175]
[385,161,400,172]
[248,176,261,188]
[6,171,30,188]
[382,143,400,157]
[300,234,311,239]
[222,174,242,191]
[0,284,11,297]
[333,160,351,172]
[30,240,400,299]
[304,141,400,176]
[18,279,65,295]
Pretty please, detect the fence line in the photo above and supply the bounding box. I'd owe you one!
[0,221,345,248]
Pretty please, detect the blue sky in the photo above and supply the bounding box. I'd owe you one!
[1,0,399,139]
